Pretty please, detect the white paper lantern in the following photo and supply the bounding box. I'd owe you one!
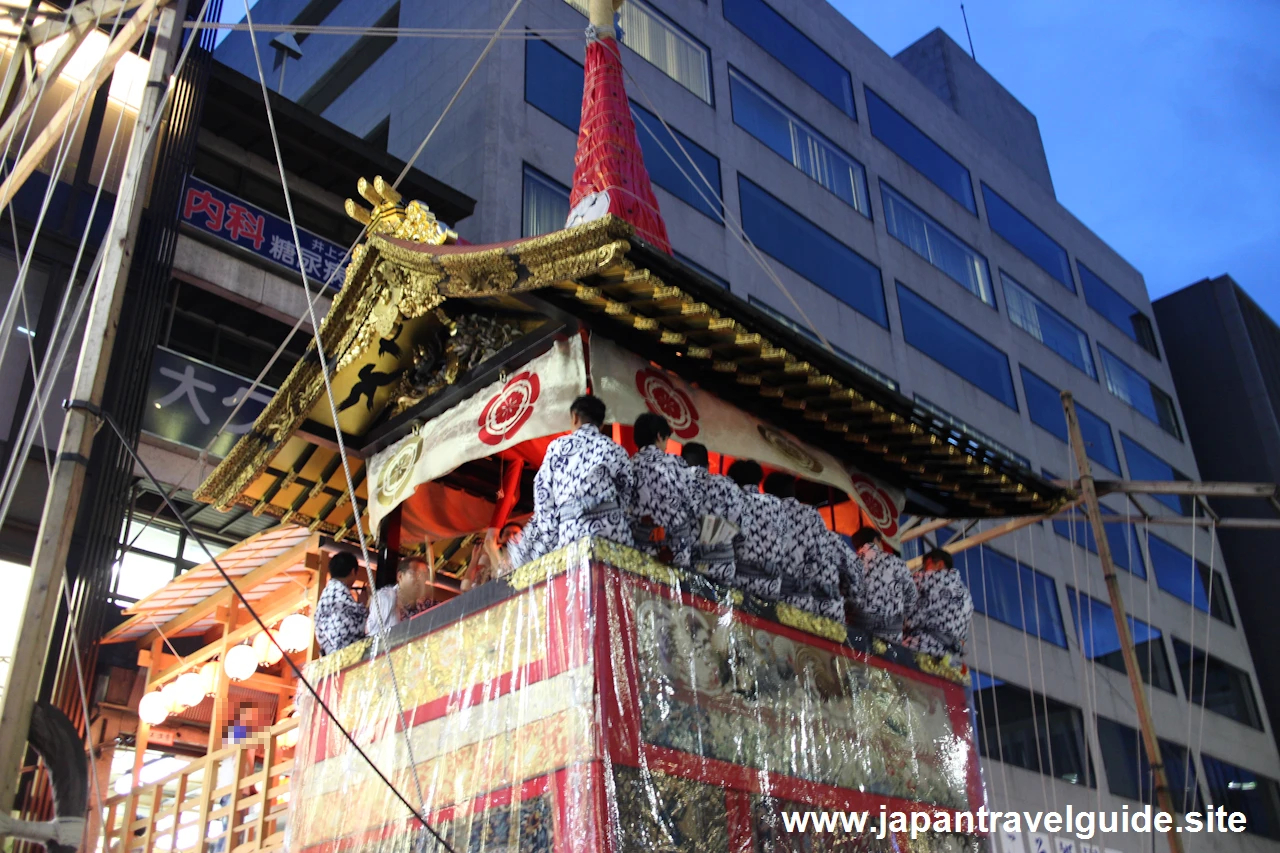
[161,680,187,714]
[223,644,258,682]
[175,672,205,708]
[253,630,284,666]
[138,691,170,725]
[278,613,312,653]
[198,661,219,696]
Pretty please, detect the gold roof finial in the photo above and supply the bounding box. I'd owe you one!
[345,175,458,245]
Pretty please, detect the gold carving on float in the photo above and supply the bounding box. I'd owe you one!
[775,602,848,644]
[914,652,972,686]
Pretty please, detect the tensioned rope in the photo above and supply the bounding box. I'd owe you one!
[1179,497,1199,814]
[184,21,578,38]
[1190,520,1218,814]
[1011,524,1050,811]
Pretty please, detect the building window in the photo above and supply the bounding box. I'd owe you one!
[738,175,887,326]
[1099,346,1182,440]
[112,518,219,604]
[525,40,723,219]
[1020,368,1119,472]
[896,283,1017,409]
[913,396,1029,469]
[1002,271,1096,378]
[1078,262,1160,358]
[631,102,723,219]
[1148,535,1233,624]
[728,67,868,215]
[881,183,991,304]
[297,2,400,115]
[1046,470,1146,578]
[1120,433,1191,515]
[1200,755,1280,840]
[954,546,1066,647]
[722,0,854,117]
[864,87,975,214]
[563,0,713,103]
[674,252,729,288]
[748,295,898,390]
[522,165,570,238]
[1067,588,1175,692]
[980,183,1073,291]
[972,671,1093,786]
[1095,717,1201,810]
[161,281,308,389]
[1173,640,1263,729]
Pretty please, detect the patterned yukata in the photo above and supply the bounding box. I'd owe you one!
[511,424,634,566]
[831,535,865,622]
[682,466,746,585]
[773,498,844,619]
[628,446,698,568]
[903,568,973,658]
[735,488,798,601]
[314,578,367,655]
[853,544,918,643]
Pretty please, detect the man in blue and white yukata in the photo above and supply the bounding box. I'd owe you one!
[903,548,973,659]
[726,459,796,602]
[510,395,634,566]
[849,527,917,643]
[762,472,846,621]
[679,442,746,586]
[628,413,698,568]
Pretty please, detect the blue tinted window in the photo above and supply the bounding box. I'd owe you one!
[722,0,854,116]
[729,68,868,215]
[1148,535,1233,623]
[864,88,975,213]
[1078,262,1160,358]
[674,252,728,289]
[1120,434,1190,515]
[748,295,898,390]
[972,671,1094,786]
[1067,588,1174,691]
[1096,718,1201,810]
[1020,368,1119,472]
[1200,755,1280,839]
[738,175,887,326]
[1002,271,1096,377]
[1175,640,1263,730]
[896,283,1016,408]
[1045,470,1145,577]
[981,183,1073,290]
[913,395,1030,469]
[881,183,991,303]
[1098,346,1182,439]
[522,165,570,237]
[525,41,723,219]
[524,40,582,131]
[632,102,723,219]
[954,546,1066,647]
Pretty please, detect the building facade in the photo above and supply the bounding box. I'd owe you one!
[1154,276,1280,759]
[215,1,1280,847]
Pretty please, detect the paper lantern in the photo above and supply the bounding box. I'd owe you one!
[278,613,312,653]
[138,691,170,725]
[161,680,187,714]
[223,644,258,682]
[198,661,219,696]
[175,672,205,708]
[253,630,284,666]
[278,726,299,749]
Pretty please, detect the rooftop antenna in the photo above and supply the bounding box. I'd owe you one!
[960,4,976,60]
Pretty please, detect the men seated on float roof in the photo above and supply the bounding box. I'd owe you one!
[680,442,745,586]
[725,459,796,602]
[849,527,917,643]
[628,413,698,569]
[903,548,973,659]
[761,472,848,622]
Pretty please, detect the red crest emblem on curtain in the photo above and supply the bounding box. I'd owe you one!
[849,473,898,537]
[635,367,700,438]
[478,372,541,446]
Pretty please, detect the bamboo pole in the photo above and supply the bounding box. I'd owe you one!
[1063,391,1183,853]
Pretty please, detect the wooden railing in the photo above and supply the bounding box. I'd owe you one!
[102,718,297,853]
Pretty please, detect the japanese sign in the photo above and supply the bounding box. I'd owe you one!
[180,176,349,289]
[142,347,275,458]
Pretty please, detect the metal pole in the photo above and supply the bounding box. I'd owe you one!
[0,2,180,812]
[1062,391,1184,853]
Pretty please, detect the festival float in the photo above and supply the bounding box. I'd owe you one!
[183,1,1069,850]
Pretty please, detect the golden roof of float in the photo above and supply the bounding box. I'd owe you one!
[195,179,1069,536]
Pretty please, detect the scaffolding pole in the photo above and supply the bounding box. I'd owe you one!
[1062,390,1184,853]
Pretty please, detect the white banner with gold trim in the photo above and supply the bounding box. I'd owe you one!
[588,336,855,495]
[366,335,586,533]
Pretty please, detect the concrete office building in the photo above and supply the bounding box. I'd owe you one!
[1154,277,1280,758]
[217,1,1280,847]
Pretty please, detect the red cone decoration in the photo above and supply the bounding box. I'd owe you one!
[568,36,672,254]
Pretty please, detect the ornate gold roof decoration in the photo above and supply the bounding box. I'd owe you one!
[344,175,458,250]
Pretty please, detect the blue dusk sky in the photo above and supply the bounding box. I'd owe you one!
[836,0,1280,320]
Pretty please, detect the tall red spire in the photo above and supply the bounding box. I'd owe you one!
[566,3,671,254]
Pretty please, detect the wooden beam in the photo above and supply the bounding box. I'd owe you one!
[1089,480,1278,499]
[905,497,1086,569]
[1053,514,1280,531]
[1063,391,1183,853]
[135,532,319,648]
